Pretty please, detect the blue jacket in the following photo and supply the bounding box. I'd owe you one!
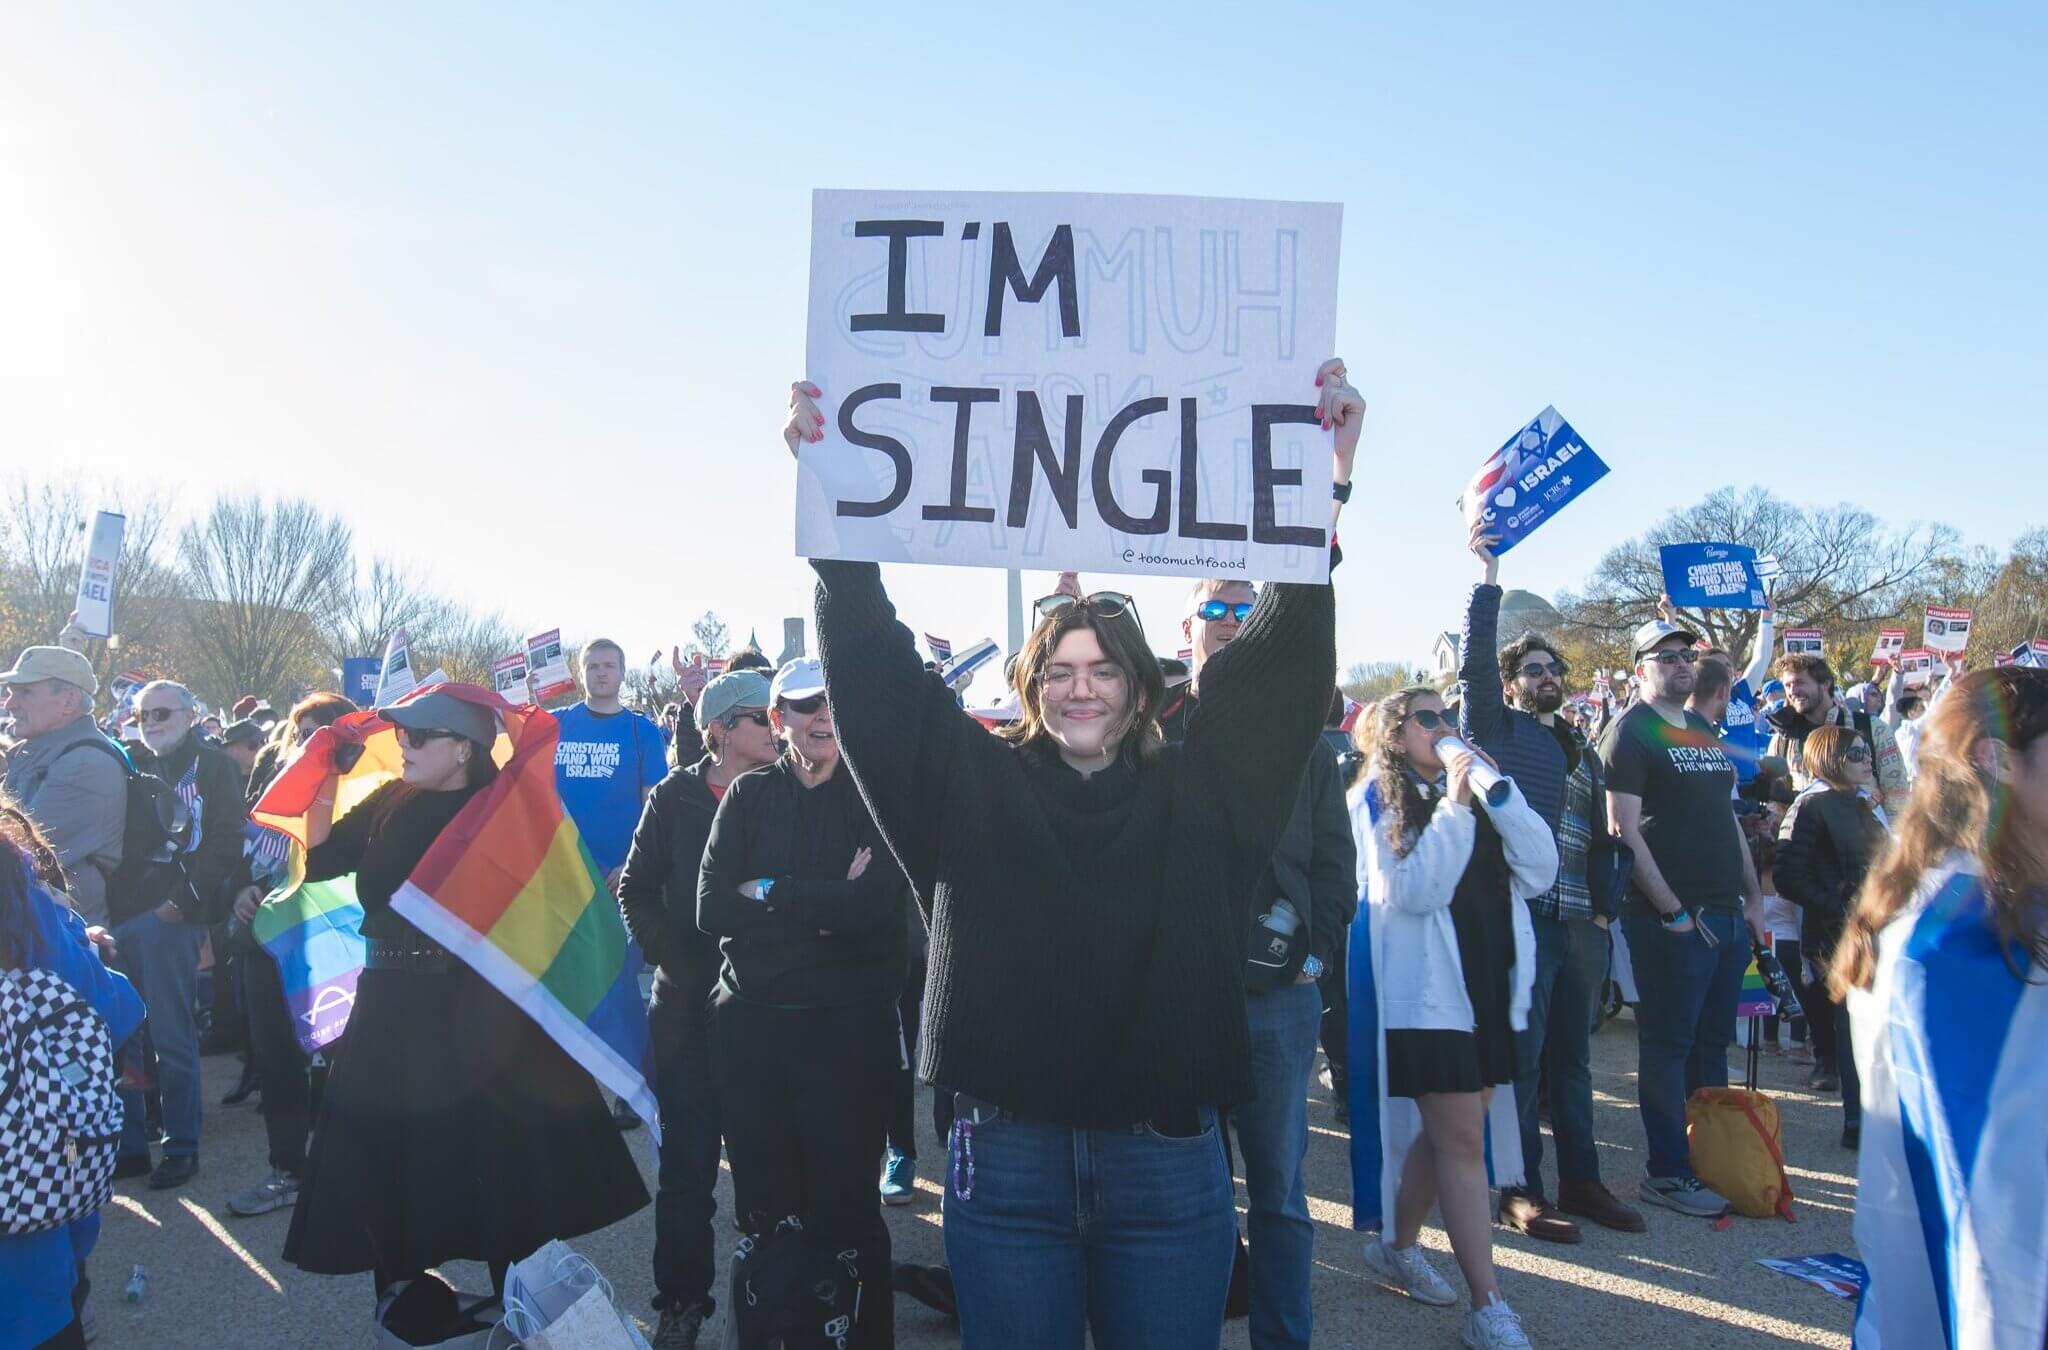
[0,875,145,1348]
[1457,583,1569,836]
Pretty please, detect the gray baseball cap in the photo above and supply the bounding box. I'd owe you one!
[381,689,499,747]
[1632,619,1702,658]
[696,671,772,730]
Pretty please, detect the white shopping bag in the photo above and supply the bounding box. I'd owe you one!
[520,1284,638,1350]
[503,1240,650,1350]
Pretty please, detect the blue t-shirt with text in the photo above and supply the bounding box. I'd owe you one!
[552,703,667,874]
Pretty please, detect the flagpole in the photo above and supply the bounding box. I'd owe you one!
[1006,568,1023,657]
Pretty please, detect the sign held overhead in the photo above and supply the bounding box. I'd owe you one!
[799,190,1342,582]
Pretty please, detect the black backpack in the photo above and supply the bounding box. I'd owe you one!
[40,739,191,911]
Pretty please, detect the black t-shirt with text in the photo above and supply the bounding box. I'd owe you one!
[1597,702,1743,912]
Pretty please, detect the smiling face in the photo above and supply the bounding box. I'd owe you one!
[1040,627,1132,764]
[771,694,839,773]
[1183,581,1256,674]
[1784,669,1831,718]
[1506,644,1567,715]
[137,687,195,757]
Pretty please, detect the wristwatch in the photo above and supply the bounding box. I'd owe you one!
[1301,955,1325,980]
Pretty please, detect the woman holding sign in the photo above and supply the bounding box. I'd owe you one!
[781,362,1359,1349]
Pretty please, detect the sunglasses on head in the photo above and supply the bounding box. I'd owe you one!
[138,706,181,724]
[777,694,826,716]
[1405,708,1449,731]
[720,709,771,730]
[1035,591,1141,625]
[398,726,461,750]
[1194,599,1254,624]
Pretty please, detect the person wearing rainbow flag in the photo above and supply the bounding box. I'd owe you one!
[267,686,649,1318]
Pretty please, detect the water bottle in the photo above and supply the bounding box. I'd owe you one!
[1254,898,1303,964]
[123,1265,148,1302]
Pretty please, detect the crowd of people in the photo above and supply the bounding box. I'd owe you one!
[0,362,2042,1350]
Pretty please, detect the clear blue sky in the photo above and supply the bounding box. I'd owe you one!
[4,3,2042,673]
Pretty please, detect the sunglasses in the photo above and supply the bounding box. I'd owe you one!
[1845,745,1871,763]
[1405,708,1449,731]
[138,706,182,724]
[720,710,771,730]
[1647,649,1700,666]
[1518,660,1568,679]
[777,695,826,716]
[398,727,461,749]
[1194,600,1254,624]
[1035,591,1142,628]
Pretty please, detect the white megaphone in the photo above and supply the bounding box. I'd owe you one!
[1433,735,1512,808]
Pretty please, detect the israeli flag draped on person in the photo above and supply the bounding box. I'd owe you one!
[1344,776,1537,1230]
[1848,854,2048,1350]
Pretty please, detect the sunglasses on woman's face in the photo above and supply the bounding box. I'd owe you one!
[777,695,826,716]
[720,710,771,730]
[398,727,460,750]
[1194,600,1254,624]
[1845,745,1871,763]
[1404,708,1449,731]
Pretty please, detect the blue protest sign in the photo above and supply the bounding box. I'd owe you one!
[1460,407,1611,554]
[341,658,380,706]
[1659,542,1769,610]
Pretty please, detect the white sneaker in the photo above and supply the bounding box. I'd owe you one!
[1463,1292,1533,1348]
[1362,1238,1459,1306]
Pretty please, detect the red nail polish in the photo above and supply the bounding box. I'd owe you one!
[1314,375,1324,386]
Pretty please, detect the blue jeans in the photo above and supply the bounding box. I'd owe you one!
[1235,982,1321,1350]
[944,1105,1236,1350]
[113,911,206,1159]
[1622,908,1748,1179]
[1513,913,1610,1191]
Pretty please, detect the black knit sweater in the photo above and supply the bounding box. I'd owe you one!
[812,560,1335,1127]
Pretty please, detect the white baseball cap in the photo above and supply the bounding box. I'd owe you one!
[769,659,826,704]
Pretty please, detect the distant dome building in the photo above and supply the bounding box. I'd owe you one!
[1432,590,1565,688]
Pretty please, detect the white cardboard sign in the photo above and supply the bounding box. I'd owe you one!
[1782,628,1825,657]
[1923,606,1972,654]
[74,511,126,639]
[800,190,1342,581]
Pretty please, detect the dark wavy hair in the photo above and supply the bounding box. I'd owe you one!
[1354,686,1442,858]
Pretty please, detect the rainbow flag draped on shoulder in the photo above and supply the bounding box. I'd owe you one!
[252,683,658,1141]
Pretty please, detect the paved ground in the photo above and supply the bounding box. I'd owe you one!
[89,1013,1859,1348]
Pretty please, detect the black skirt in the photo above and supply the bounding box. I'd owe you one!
[283,958,649,1276]
[1385,818,1518,1100]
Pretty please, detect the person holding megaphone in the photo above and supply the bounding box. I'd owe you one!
[1350,686,1557,1350]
